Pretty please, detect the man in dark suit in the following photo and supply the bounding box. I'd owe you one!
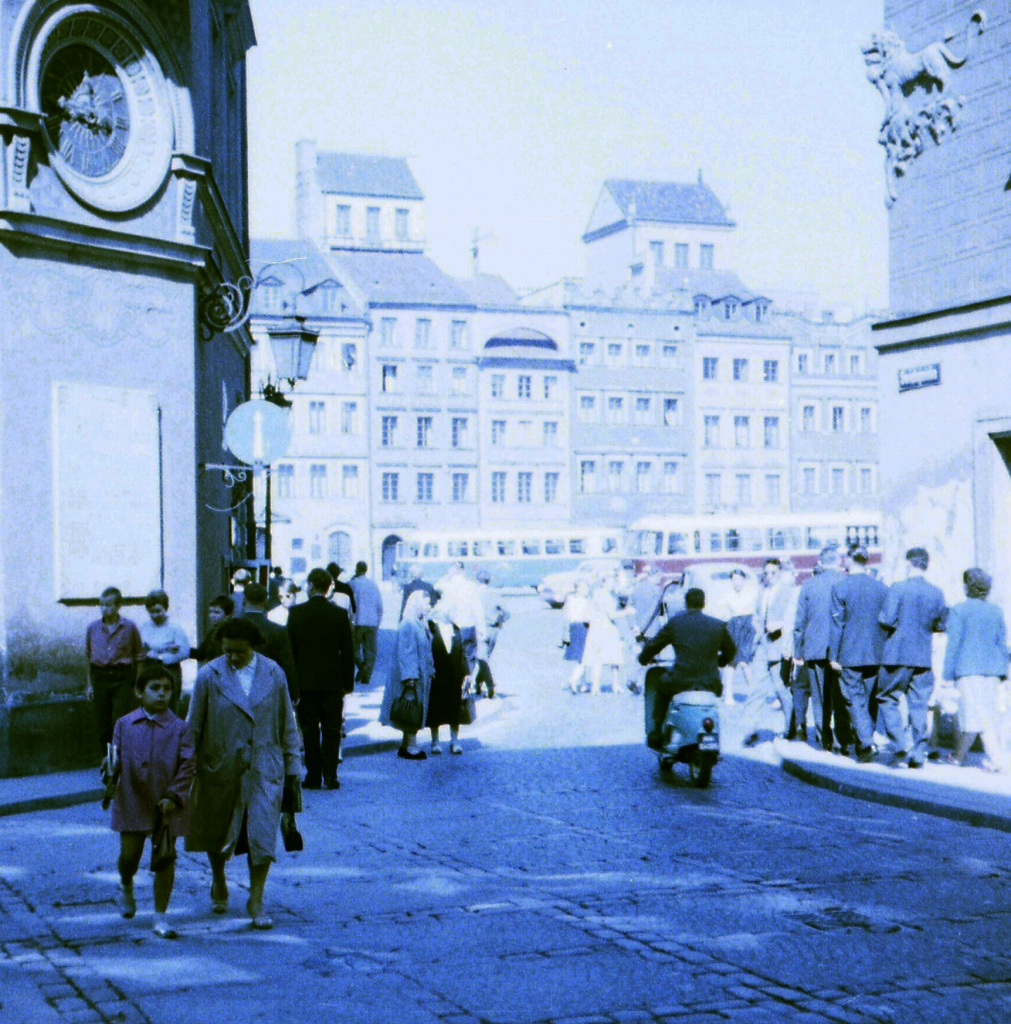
[638,588,736,749]
[287,567,355,790]
[793,546,851,752]
[241,583,299,704]
[829,547,888,762]
[876,547,947,768]
[326,562,357,619]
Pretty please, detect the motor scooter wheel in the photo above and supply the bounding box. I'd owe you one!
[689,757,712,789]
[659,757,674,773]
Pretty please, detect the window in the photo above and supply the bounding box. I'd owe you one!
[649,240,664,267]
[606,396,625,424]
[544,472,559,503]
[699,244,714,269]
[608,460,624,493]
[860,406,873,433]
[276,463,294,498]
[518,375,531,399]
[381,364,397,392]
[416,416,432,448]
[634,397,652,424]
[261,280,282,312]
[579,341,596,363]
[543,421,558,446]
[290,557,307,575]
[569,538,585,555]
[414,318,431,349]
[734,415,750,448]
[733,358,748,382]
[802,466,817,494]
[764,416,780,449]
[491,420,506,446]
[334,204,351,237]
[395,207,409,241]
[580,460,596,494]
[579,395,597,422]
[832,406,845,432]
[491,374,505,398]
[860,467,873,495]
[635,343,650,362]
[309,464,327,499]
[366,206,380,244]
[320,283,339,314]
[824,353,836,374]
[663,343,677,361]
[764,474,781,506]
[381,472,399,502]
[451,417,468,448]
[735,473,752,506]
[797,353,808,374]
[802,405,815,432]
[704,415,721,448]
[703,357,718,380]
[850,353,861,375]
[416,364,433,393]
[543,375,557,400]
[724,300,737,320]
[342,464,359,498]
[416,472,434,503]
[831,467,846,495]
[630,262,643,276]
[291,538,304,551]
[607,342,622,361]
[662,462,679,494]
[491,472,506,503]
[340,342,357,370]
[517,472,532,503]
[763,359,779,383]
[663,398,679,427]
[452,472,470,503]
[704,473,721,507]
[674,243,689,269]
[381,415,398,447]
[308,401,326,435]
[636,461,652,494]
[380,318,397,348]
[451,366,467,395]
[450,320,469,350]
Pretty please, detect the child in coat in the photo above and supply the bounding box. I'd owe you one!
[108,664,195,937]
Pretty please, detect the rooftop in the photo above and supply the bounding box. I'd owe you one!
[329,250,474,307]
[455,274,520,308]
[316,152,424,200]
[604,178,735,228]
[249,239,363,318]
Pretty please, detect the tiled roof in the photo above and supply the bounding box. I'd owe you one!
[329,250,473,307]
[455,274,519,308]
[249,239,362,318]
[655,268,757,301]
[605,179,735,227]
[316,152,424,200]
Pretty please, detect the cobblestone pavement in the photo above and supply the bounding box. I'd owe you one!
[2,597,1011,1024]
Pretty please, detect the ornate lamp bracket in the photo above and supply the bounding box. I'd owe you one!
[198,275,254,340]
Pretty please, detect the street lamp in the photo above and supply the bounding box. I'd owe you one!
[262,316,319,407]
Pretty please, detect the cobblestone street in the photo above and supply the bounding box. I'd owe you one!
[3,597,1011,1024]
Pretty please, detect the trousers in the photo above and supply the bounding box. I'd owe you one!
[838,666,879,751]
[803,660,852,751]
[90,665,136,750]
[298,689,344,781]
[876,665,934,760]
[353,626,379,687]
[740,649,793,736]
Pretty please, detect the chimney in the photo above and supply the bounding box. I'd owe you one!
[294,139,322,243]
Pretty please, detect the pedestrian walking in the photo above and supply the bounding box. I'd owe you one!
[190,595,233,664]
[380,589,435,760]
[561,579,594,693]
[108,664,194,938]
[720,568,757,706]
[349,561,384,687]
[267,566,285,611]
[792,547,851,752]
[230,568,252,617]
[241,583,299,704]
[943,568,1009,771]
[426,604,470,755]
[86,586,142,750]
[581,580,626,694]
[326,562,358,620]
[267,582,299,626]
[138,589,189,713]
[399,563,440,620]
[186,616,301,929]
[829,546,888,762]
[286,568,355,790]
[876,548,948,768]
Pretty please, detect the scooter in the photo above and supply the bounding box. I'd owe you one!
[643,666,720,788]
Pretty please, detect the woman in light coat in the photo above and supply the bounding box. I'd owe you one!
[380,589,435,760]
[943,567,1009,771]
[186,617,301,928]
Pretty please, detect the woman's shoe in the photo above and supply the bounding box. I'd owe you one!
[247,901,273,930]
[430,742,443,755]
[397,748,427,761]
[119,884,136,919]
[450,742,463,755]
[210,880,228,914]
[152,915,178,939]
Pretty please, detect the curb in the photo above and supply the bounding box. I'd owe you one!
[778,750,1011,835]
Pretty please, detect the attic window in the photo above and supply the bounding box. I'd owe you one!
[724,300,737,320]
[319,281,339,313]
[754,299,769,322]
[259,276,284,312]
[693,295,709,315]
[630,262,643,277]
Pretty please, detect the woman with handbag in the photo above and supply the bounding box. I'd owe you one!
[426,603,471,755]
[380,589,435,760]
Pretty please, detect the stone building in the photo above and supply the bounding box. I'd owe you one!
[0,0,255,774]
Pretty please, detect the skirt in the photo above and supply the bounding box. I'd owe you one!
[956,675,1000,734]
[565,622,589,662]
[726,615,757,667]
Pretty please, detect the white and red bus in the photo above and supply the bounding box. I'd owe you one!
[625,513,881,581]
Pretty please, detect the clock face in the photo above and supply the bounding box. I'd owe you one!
[40,44,130,179]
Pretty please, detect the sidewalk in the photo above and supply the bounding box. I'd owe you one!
[774,738,1011,833]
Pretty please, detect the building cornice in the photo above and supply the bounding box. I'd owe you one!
[872,293,1011,352]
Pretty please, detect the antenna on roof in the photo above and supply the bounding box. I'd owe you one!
[698,168,703,184]
[470,227,496,276]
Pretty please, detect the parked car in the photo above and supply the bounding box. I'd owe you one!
[537,559,623,607]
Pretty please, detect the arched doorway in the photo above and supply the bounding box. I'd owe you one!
[381,534,402,581]
[328,530,352,569]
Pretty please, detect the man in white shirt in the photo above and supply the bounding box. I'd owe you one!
[139,589,190,713]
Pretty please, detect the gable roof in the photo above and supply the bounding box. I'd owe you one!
[603,179,735,228]
[248,239,364,318]
[455,274,519,308]
[329,250,473,307]
[315,152,424,200]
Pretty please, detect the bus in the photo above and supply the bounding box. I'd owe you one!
[625,512,882,581]
[378,527,624,588]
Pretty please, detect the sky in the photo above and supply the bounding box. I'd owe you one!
[246,0,889,313]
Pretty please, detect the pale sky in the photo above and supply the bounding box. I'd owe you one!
[247,0,888,313]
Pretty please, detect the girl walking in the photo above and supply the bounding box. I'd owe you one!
[109,665,195,938]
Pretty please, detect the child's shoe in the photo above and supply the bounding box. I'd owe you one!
[152,914,177,939]
[119,884,136,919]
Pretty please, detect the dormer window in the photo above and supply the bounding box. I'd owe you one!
[630,262,644,277]
[754,299,769,322]
[259,276,283,312]
[319,281,339,313]
[723,299,737,320]
[693,294,709,315]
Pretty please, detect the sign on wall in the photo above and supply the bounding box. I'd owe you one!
[52,383,162,600]
[898,363,941,392]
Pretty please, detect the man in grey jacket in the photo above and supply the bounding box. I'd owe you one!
[793,546,851,752]
[349,561,384,687]
[876,547,947,768]
[830,546,888,762]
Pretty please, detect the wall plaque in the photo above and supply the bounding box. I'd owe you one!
[898,363,941,392]
[52,383,162,600]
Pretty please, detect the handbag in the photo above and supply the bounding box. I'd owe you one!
[149,807,177,873]
[280,812,304,852]
[390,680,424,732]
[458,681,476,726]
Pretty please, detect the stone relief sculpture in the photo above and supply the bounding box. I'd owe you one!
[863,10,985,204]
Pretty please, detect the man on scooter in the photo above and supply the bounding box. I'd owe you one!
[638,588,736,749]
